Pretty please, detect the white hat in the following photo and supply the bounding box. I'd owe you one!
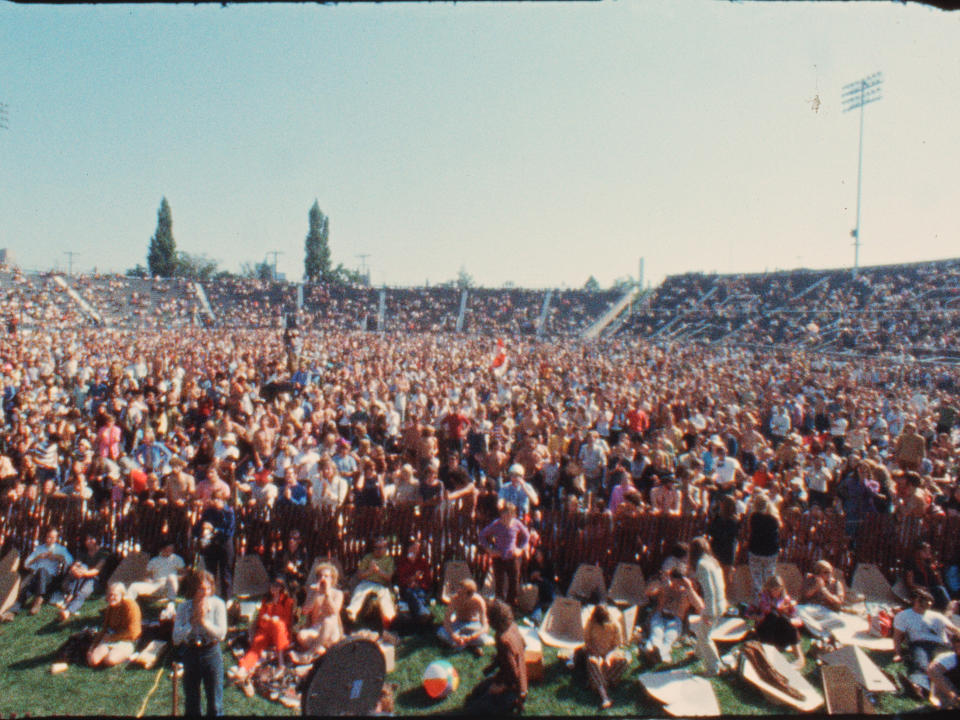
[509,463,525,477]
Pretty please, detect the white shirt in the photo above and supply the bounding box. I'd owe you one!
[894,607,952,645]
[172,596,227,645]
[715,457,742,486]
[147,553,185,580]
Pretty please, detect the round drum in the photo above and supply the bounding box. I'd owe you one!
[300,637,386,716]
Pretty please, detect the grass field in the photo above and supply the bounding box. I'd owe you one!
[0,595,930,717]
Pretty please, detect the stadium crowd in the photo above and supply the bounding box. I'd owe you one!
[1,258,959,712]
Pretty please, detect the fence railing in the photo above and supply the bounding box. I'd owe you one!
[3,495,957,594]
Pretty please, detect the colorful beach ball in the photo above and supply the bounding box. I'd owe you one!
[422,659,459,699]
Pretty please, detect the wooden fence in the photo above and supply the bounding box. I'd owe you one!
[3,495,959,594]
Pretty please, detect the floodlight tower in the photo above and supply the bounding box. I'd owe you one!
[842,72,883,278]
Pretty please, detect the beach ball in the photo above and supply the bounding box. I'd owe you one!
[422,659,459,699]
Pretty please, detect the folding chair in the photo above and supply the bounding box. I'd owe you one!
[566,563,606,604]
[0,549,18,576]
[107,551,150,588]
[726,564,754,606]
[537,596,585,649]
[850,563,899,605]
[607,563,646,607]
[776,562,804,600]
[440,561,472,604]
[232,554,271,600]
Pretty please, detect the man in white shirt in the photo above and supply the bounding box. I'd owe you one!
[893,589,960,678]
[127,540,185,602]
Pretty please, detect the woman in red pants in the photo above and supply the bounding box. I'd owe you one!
[228,576,296,696]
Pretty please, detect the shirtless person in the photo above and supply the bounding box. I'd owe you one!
[438,579,492,657]
[643,568,704,664]
[290,562,343,663]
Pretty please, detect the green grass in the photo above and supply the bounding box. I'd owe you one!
[0,599,930,716]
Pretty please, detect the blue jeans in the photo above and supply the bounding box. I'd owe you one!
[182,644,224,717]
[50,577,97,615]
[13,567,59,612]
[646,611,682,663]
[438,621,492,648]
[401,586,431,620]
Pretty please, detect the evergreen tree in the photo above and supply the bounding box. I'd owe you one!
[147,197,178,277]
[304,200,331,281]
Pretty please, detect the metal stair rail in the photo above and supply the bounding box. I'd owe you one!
[193,282,215,322]
[580,284,639,340]
[535,288,553,339]
[51,274,105,325]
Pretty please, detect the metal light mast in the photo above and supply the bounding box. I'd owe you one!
[841,72,883,278]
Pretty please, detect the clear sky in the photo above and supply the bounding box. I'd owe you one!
[1,1,958,288]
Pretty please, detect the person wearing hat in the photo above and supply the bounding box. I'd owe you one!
[498,464,538,518]
[228,576,295,697]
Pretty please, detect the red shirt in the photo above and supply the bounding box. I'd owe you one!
[626,409,649,434]
[395,555,432,591]
[444,413,470,441]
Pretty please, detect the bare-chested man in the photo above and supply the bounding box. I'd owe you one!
[290,563,344,663]
[438,579,492,656]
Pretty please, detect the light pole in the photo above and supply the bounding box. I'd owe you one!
[842,72,883,278]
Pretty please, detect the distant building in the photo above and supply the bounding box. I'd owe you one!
[0,248,12,265]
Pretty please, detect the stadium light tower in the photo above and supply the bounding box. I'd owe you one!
[842,71,883,278]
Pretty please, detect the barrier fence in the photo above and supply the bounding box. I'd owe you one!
[3,495,959,594]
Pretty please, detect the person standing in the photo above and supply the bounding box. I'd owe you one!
[746,493,781,599]
[195,489,235,598]
[173,570,228,717]
[689,537,728,677]
[478,503,529,608]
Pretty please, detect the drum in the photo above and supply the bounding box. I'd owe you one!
[300,637,386,716]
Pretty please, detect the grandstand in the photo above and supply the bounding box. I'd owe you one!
[3,257,959,361]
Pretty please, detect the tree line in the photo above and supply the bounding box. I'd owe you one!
[129,197,365,285]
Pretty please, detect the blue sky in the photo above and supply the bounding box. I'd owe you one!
[1,1,958,288]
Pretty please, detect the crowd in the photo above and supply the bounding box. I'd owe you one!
[0,259,959,713]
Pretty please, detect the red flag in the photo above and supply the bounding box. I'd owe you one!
[490,338,509,375]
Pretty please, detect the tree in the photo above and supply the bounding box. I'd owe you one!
[147,197,178,277]
[455,266,474,290]
[125,264,148,278]
[304,200,331,282]
[240,260,275,281]
[331,263,366,285]
[610,275,636,292]
[175,252,219,280]
[584,275,601,291]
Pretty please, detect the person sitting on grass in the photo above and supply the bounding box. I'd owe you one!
[290,562,343,664]
[893,588,960,696]
[463,599,527,715]
[228,576,295,697]
[50,532,111,623]
[127,539,185,603]
[438,578,492,656]
[87,581,142,668]
[583,604,630,709]
[395,538,433,626]
[642,567,704,665]
[345,537,396,633]
[800,560,847,612]
[928,631,960,709]
[747,574,805,668]
[1,526,73,621]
